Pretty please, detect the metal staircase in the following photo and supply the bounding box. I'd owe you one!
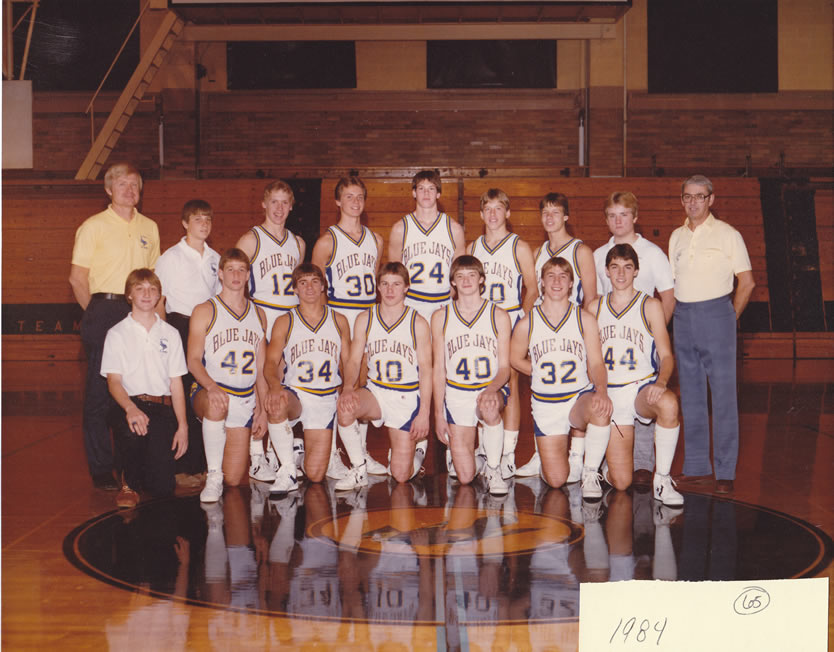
[75,10,184,180]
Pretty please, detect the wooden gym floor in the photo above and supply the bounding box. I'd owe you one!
[2,359,832,650]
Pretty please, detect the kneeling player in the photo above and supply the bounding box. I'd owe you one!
[188,248,268,503]
[594,244,682,506]
[337,262,432,485]
[264,263,352,494]
[510,257,612,499]
[433,255,512,495]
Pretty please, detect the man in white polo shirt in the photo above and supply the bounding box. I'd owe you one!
[669,175,755,494]
[593,191,674,487]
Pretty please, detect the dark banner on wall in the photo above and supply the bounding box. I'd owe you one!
[3,304,84,335]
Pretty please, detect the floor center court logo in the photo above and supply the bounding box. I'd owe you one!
[308,506,582,557]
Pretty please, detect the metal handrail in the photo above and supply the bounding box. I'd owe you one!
[84,0,150,142]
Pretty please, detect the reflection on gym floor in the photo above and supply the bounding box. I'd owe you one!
[66,470,832,649]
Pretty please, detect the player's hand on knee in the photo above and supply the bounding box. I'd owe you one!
[643,382,666,406]
[265,388,287,417]
[126,405,150,436]
[591,390,613,420]
[477,390,500,419]
[338,389,358,416]
[207,385,229,414]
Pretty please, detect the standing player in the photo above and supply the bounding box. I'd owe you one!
[69,163,160,490]
[433,256,512,495]
[388,169,465,323]
[593,191,675,487]
[188,248,268,503]
[236,180,306,482]
[468,188,538,478]
[263,263,352,494]
[510,257,612,498]
[593,244,683,506]
[101,268,188,508]
[518,192,598,477]
[337,262,432,486]
[312,176,385,476]
[155,199,220,483]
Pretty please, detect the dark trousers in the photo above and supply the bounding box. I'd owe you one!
[81,295,130,477]
[114,398,178,497]
[167,311,207,475]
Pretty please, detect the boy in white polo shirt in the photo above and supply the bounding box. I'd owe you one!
[101,268,189,509]
[155,199,221,483]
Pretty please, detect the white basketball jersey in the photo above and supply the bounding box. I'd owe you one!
[248,225,302,311]
[282,306,343,394]
[288,539,341,619]
[596,291,658,387]
[400,212,457,305]
[365,306,420,390]
[535,238,585,305]
[443,301,499,390]
[203,296,264,396]
[325,225,378,313]
[527,304,589,401]
[471,233,523,312]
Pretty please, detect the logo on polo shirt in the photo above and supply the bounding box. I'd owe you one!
[140,235,149,249]
[159,338,168,353]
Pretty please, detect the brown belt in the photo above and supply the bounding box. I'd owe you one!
[134,394,172,406]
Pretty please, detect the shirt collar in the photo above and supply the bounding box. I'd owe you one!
[684,213,716,232]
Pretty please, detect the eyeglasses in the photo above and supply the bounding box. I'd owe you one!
[682,193,711,203]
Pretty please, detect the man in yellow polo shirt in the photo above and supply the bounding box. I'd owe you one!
[669,174,755,495]
[69,163,160,490]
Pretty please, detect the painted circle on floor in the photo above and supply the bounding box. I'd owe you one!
[64,482,833,626]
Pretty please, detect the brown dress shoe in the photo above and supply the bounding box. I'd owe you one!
[116,486,140,508]
[715,479,734,494]
[632,469,653,487]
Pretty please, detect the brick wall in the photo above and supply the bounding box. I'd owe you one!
[23,89,832,180]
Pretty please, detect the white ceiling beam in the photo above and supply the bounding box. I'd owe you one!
[182,22,616,41]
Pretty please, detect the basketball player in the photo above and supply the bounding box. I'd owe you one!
[236,180,306,483]
[509,256,611,499]
[337,262,432,486]
[101,268,188,508]
[264,263,353,495]
[188,248,268,503]
[155,199,220,483]
[388,169,465,323]
[593,191,675,487]
[433,255,512,495]
[518,192,598,478]
[593,244,683,506]
[468,188,538,479]
[312,176,386,477]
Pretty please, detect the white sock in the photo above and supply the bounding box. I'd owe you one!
[359,422,370,456]
[330,421,339,457]
[202,419,226,474]
[582,424,610,471]
[249,436,263,457]
[570,436,585,457]
[503,430,519,456]
[654,425,680,476]
[268,420,295,474]
[481,421,504,468]
[339,420,365,468]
